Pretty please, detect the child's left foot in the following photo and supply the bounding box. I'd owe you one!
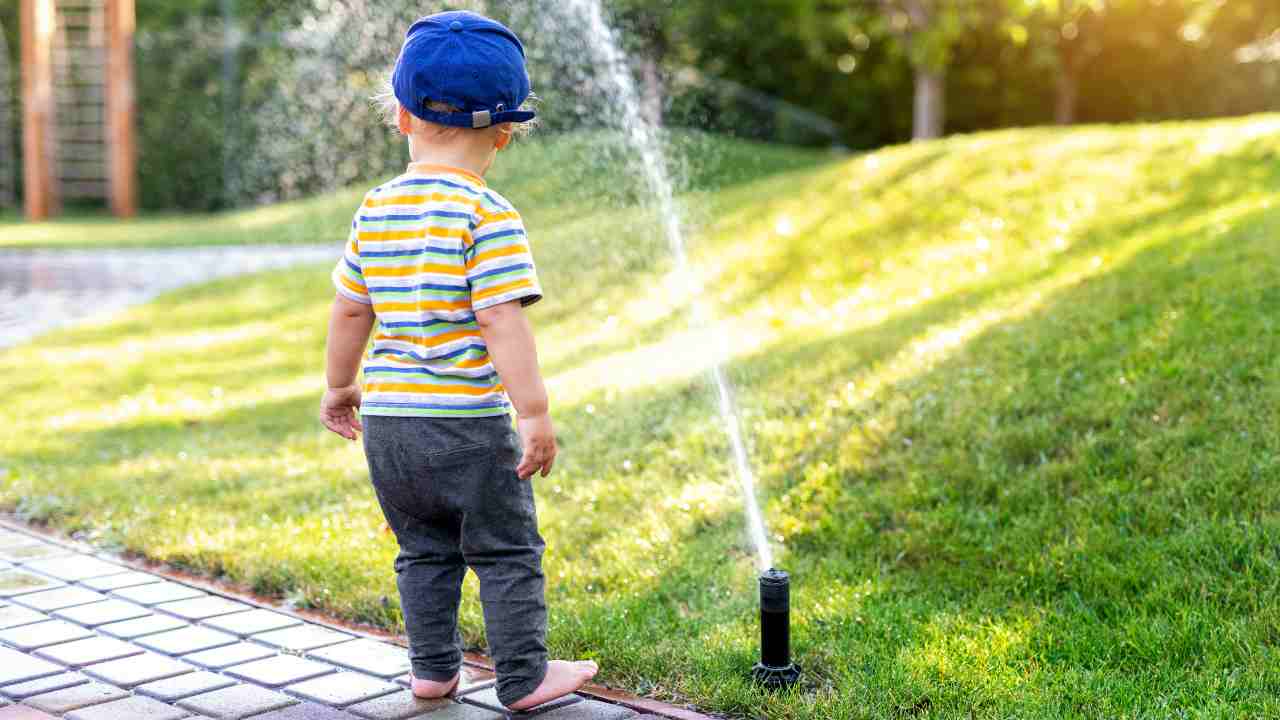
[506,660,598,710]
[408,671,460,699]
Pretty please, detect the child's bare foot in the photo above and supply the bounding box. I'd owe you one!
[506,660,599,711]
[408,671,459,699]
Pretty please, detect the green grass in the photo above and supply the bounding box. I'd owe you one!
[3,117,1280,719]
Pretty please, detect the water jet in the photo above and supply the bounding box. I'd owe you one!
[752,568,800,689]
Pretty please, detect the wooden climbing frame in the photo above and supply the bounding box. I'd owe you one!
[20,0,135,219]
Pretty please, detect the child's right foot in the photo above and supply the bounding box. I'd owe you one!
[408,672,459,699]
[506,660,598,711]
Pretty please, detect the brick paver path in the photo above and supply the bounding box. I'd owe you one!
[0,527,639,720]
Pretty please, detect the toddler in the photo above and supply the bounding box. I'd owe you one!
[319,10,597,709]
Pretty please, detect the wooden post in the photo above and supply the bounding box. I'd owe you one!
[20,0,57,220]
[105,0,137,217]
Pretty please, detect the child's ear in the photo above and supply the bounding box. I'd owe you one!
[397,106,414,136]
[495,124,513,150]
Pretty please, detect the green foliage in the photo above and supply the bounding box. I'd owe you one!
[5,0,1280,210]
[669,1,910,147]
[3,118,1280,717]
[653,0,1280,145]
[872,0,990,72]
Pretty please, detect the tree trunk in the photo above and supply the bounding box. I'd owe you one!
[1054,63,1078,125]
[637,54,664,127]
[21,0,59,219]
[1055,0,1079,125]
[913,67,945,140]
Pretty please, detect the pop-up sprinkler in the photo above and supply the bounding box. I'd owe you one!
[751,568,801,689]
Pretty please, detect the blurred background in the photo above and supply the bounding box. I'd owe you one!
[1,0,1278,215]
[3,5,1280,716]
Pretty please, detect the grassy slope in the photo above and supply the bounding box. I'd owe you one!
[2,118,1279,719]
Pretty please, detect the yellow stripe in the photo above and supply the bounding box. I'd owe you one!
[358,226,471,242]
[467,244,529,268]
[364,193,481,210]
[363,263,466,278]
[373,299,472,313]
[472,279,532,302]
[365,383,503,396]
[478,210,520,225]
[337,274,368,296]
[374,329,480,347]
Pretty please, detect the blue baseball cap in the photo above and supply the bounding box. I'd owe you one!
[392,11,536,129]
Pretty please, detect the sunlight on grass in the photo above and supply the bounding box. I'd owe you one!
[904,612,1038,698]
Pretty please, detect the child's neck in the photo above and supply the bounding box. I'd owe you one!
[407,135,493,179]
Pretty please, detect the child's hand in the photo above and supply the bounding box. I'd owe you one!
[516,413,557,479]
[320,384,363,441]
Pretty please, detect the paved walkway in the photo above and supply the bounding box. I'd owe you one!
[0,245,337,348]
[0,525,639,720]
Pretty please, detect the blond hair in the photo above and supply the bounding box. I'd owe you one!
[373,80,537,138]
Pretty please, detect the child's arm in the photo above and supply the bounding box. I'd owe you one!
[320,294,376,441]
[476,300,557,479]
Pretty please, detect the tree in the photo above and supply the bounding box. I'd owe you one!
[1046,0,1096,125]
[1008,0,1107,125]
[604,0,686,126]
[873,0,983,140]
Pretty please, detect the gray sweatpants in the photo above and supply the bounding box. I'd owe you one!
[362,414,548,707]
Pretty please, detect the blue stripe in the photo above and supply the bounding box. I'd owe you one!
[379,319,456,329]
[371,343,486,363]
[472,228,524,246]
[367,282,468,293]
[364,401,508,410]
[391,177,507,208]
[392,177,481,196]
[344,258,362,275]
[470,262,533,281]
[365,365,497,380]
[359,210,472,222]
[360,246,464,258]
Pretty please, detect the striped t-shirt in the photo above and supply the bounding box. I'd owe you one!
[332,163,542,418]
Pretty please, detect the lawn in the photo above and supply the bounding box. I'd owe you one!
[2,116,1279,719]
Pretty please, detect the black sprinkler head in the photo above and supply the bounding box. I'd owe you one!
[751,568,801,689]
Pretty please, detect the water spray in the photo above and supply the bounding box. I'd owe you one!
[752,568,800,689]
[555,0,798,689]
